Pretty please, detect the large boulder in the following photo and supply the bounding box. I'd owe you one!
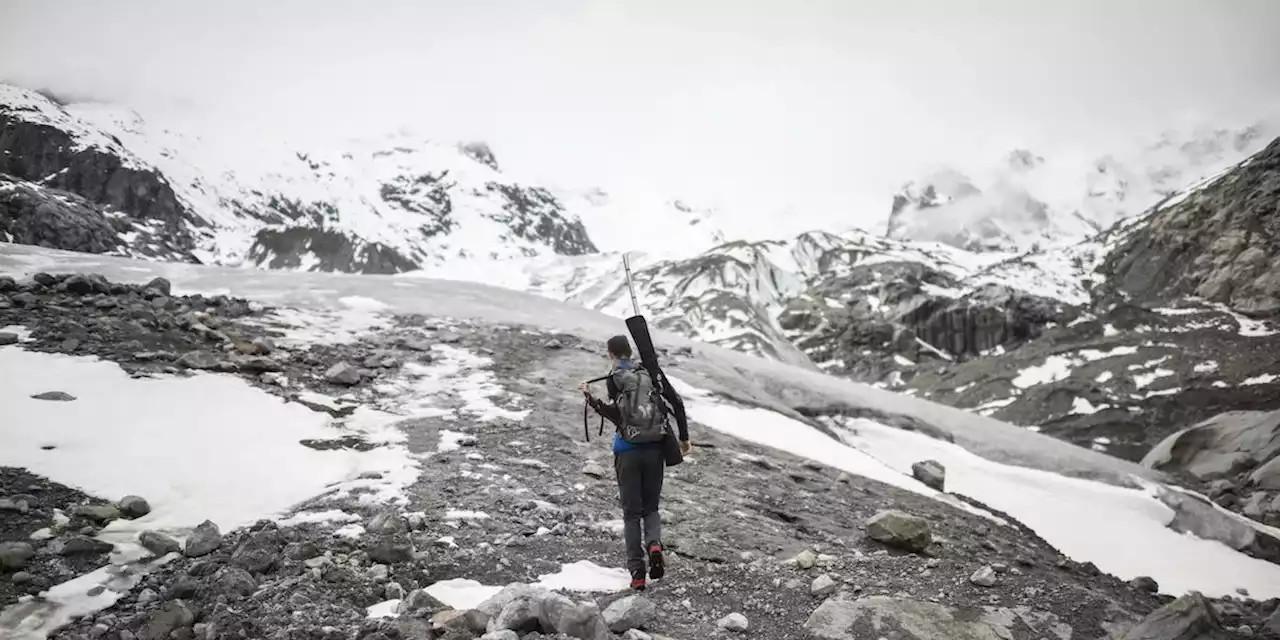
[804,594,1073,639]
[1142,410,1280,481]
[1120,592,1229,640]
[864,510,932,552]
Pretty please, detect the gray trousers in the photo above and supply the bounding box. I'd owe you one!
[614,445,664,575]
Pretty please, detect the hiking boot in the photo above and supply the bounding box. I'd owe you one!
[647,541,665,580]
[630,568,647,591]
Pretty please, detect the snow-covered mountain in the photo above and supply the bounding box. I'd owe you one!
[886,124,1275,253]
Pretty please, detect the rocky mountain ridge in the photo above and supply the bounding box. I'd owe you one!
[1,84,600,274]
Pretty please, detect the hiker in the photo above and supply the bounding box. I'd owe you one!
[580,334,691,590]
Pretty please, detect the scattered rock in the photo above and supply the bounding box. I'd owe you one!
[74,503,121,524]
[1120,591,1226,639]
[0,332,18,346]
[0,542,35,570]
[325,361,363,385]
[176,351,220,370]
[969,565,997,587]
[811,574,839,597]
[141,599,195,640]
[911,460,946,491]
[184,520,223,557]
[138,530,181,557]
[582,461,608,479]
[602,595,657,633]
[805,594,1070,639]
[1129,576,1160,593]
[717,612,749,632]
[60,536,114,556]
[865,510,932,552]
[30,390,76,401]
[118,495,151,519]
[143,277,172,296]
[398,588,449,616]
[794,549,818,570]
[366,537,414,565]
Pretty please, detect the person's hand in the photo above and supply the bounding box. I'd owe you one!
[680,439,691,455]
[578,382,591,397]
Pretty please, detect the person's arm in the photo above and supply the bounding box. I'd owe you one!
[580,376,622,426]
[658,373,689,442]
[586,393,622,426]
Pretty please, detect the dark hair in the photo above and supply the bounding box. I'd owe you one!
[606,335,633,359]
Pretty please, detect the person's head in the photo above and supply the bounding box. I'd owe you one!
[606,335,633,361]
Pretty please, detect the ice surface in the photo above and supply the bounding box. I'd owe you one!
[0,243,1163,489]
[837,419,1280,598]
[424,578,504,611]
[0,347,414,540]
[535,560,631,591]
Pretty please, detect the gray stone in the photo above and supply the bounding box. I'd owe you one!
[811,574,839,596]
[0,542,35,570]
[1252,457,1280,491]
[480,631,519,640]
[491,596,542,632]
[717,612,749,632]
[325,361,363,385]
[213,566,258,598]
[142,599,195,640]
[0,498,29,513]
[138,530,181,556]
[184,520,223,557]
[60,535,114,556]
[602,595,657,633]
[397,588,449,616]
[620,630,653,640]
[911,460,946,491]
[865,510,932,552]
[582,461,608,478]
[794,549,818,569]
[177,351,221,370]
[74,503,121,523]
[970,565,998,587]
[367,509,409,534]
[143,277,172,296]
[366,536,414,565]
[231,527,282,573]
[805,594,1073,640]
[31,390,76,401]
[0,332,18,346]
[1129,576,1160,593]
[538,592,612,640]
[1120,592,1228,639]
[118,495,151,519]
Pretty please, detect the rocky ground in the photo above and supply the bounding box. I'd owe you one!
[2,272,1280,639]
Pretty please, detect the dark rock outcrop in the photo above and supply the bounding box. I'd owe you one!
[1099,137,1280,316]
[484,182,597,257]
[248,227,421,274]
[0,173,126,254]
[0,90,197,251]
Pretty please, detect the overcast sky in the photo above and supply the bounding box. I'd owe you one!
[3,0,1278,234]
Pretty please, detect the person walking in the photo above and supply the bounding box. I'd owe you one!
[580,335,691,590]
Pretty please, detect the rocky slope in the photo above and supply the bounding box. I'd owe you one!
[3,271,1280,640]
[904,139,1280,527]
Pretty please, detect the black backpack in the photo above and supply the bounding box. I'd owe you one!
[611,365,668,444]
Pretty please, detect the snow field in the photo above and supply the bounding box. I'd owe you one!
[669,376,1280,600]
